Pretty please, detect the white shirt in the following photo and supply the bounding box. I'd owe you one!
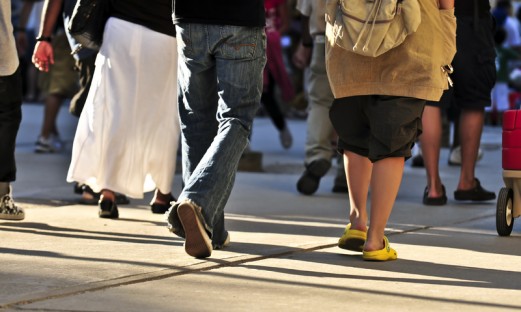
[295,0,326,35]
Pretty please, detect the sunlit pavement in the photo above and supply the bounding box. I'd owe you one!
[1,103,519,311]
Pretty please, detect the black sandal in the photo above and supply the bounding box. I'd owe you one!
[423,185,447,206]
[150,193,176,214]
[98,199,119,219]
[79,185,130,205]
[454,178,496,201]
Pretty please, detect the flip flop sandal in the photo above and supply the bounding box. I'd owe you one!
[363,236,397,261]
[338,223,367,252]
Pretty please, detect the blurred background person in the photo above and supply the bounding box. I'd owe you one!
[293,0,347,195]
[262,0,295,149]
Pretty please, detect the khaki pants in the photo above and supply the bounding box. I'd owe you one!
[305,40,343,171]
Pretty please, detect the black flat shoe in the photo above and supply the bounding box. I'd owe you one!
[454,178,496,201]
[150,195,176,214]
[99,199,119,218]
[296,159,331,195]
[79,185,130,205]
[423,185,447,206]
[73,182,83,194]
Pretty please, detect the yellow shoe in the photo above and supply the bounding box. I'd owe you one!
[362,236,397,261]
[338,223,367,252]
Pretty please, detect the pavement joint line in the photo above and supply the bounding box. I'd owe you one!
[6,235,521,312]
[448,212,496,226]
[0,241,338,309]
[1,213,497,309]
[389,212,496,236]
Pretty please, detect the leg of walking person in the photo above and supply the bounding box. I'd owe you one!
[344,151,370,233]
[420,105,447,203]
[297,40,337,195]
[167,23,266,257]
[0,68,25,221]
[457,108,484,190]
[365,157,404,251]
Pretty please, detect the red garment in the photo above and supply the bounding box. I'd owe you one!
[263,0,294,102]
[264,30,295,102]
[265,0,284,11]
[265,0,284,32]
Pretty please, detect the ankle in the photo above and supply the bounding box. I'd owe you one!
[457,177,476,190]
[0,182,9,197]
[349,219,367,232]
[363,238,384,252]
[153,190,172,204]
[100,190,115,202]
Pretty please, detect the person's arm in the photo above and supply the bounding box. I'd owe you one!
[15,1,35,56]
[32,0,64,72]
[292,14,312,69]
[439,0,454,9]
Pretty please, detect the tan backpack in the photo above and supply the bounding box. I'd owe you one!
[326,0,422,57]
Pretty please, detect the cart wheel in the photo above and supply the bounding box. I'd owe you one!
[496,187,514,236]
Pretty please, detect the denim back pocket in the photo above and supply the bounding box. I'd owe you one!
[218,26,265,60]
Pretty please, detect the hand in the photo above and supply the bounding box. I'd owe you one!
[32,41,54,72]
[292,43,312,70]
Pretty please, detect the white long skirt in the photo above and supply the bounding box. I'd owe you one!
[67,18,179,199]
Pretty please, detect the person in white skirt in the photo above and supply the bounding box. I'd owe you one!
[64,0,178,218]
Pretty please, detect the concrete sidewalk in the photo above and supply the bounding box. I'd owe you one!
[1,103,520,311]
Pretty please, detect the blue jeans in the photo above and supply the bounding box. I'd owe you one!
[175,23,266,243]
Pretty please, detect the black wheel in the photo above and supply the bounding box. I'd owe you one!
[496,187,514,236]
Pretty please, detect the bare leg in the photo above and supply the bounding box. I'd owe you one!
[40,93,63,138]
[451,109,461,148]
[420,106,444,197]
[344,151,371,233]
[457,108,484,190]
[365,157,404,251]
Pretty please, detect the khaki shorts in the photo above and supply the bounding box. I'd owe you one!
[38,32,79,98]
[329,95,425,162]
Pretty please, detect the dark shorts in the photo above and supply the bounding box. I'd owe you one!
[330,95,425,162]
[427,15,496,109]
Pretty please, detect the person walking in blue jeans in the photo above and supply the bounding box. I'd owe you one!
[166,1,267,258]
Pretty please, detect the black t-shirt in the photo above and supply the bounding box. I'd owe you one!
[455,0,491,18]
[111,0,176,37]
[173,0,265,27]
